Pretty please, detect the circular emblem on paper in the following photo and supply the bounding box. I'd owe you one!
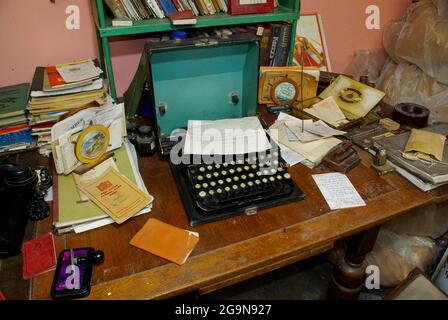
[75,125,110,163]
[271,78,299,106]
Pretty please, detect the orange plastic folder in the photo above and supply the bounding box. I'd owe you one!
[130,218,199,265]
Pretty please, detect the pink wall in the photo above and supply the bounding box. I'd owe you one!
[1,0,411,97]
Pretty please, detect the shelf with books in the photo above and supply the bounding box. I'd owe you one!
[98,7,298,36]
[92,0,301,101]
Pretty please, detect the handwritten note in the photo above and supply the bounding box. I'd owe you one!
[312,173,366,210]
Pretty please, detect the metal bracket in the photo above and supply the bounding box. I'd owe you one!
[245,207,258,216]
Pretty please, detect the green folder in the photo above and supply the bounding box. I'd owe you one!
[54,143,140,228]
[0,83,30,119]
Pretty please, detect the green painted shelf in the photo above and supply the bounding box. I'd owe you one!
[99,7,299,37]
[92,0,301,100]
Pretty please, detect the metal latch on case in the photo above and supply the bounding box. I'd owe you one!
[245,207,258,216]
[158,102,167,116]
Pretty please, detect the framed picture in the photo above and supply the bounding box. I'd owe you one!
[229,0,274,16]
[432,247,448,295]
[293,14,332,72]
[258,66,320,105]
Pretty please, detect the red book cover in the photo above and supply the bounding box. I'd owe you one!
[229,0,273,15]
[45,66,66,88]
[0,124,29,135]
[169,9,197,24]
[0,291,5,300]
[172,0,183,11]
[22,233,57,280]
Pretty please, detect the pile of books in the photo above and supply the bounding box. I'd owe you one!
[53,140,153,234]
[375,123,448,192]
[28,60,106,154]
[259,22,293,66]
[0,83,35,154]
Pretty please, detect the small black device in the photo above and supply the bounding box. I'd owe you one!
[51,247,104,299]
[170,150,305,227]
[0,160,52,259]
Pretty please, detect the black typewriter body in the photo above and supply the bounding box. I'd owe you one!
[170,151,305,227]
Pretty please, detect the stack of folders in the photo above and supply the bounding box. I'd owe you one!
[375,123,448,192]
[28,60,106,154]
[0,83,36,154]
[53,140,153,234]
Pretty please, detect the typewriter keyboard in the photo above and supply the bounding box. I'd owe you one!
[170,152,305,226]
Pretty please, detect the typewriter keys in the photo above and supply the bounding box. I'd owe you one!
[177,151,304,225]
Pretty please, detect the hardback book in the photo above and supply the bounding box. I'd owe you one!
[276,23,292,66]
[44,66,93,91]
[22,234,57,280]
[144,0,164,18]
[0,83,29,119]
[187,0,200,15]
[112,17,134,26]
[158,0,178,15]
[267,23,282,66]
[104,0,128,18]
[259,25,272,66]
[169,9,197,25]
[192,0,205,15]
[375,123,448,185]
[171,0,183,11]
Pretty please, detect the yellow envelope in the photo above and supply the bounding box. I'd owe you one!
[404,129,446,161]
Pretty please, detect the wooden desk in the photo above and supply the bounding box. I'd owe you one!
[21,142,441,300]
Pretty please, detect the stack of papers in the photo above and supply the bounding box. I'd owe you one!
[183,117,271,155]
[51,101,125,175]
[53,140,153,234]
[268,112,343,168]
[304,96,349,128]
[28,59,106,154]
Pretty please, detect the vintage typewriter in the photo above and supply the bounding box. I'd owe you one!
[146,34,304,226]
[170,150,304,226]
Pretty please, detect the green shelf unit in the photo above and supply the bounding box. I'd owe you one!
[92,0,301,101]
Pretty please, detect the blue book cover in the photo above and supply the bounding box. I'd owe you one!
[0,128,33,151]
[158,0,177,15]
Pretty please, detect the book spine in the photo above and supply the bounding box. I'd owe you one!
[192,0,205,15]
[129,0,143,19]
[267,24,281,66]
[273,24,286,66]
[159,0,178,15]
[120,0,136,19]
[187,0,200,15]
[172,0,183,11]
[136,0,151,18]
[259,25,272,66]
[203,0,215,14]
[147,0,165,18]
[279,23,292,66]
[104,0,128,18]
[142,0,157,17]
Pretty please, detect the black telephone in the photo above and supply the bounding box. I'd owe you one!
[0,159,52,259]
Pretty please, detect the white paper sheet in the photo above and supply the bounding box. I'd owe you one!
[268,129,305,167]
[312,173,366,210]
[56,60,101,83]
[183,117,271,155]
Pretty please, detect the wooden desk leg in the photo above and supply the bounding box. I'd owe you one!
[326,226,380,300]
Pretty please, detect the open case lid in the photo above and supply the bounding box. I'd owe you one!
[146,33,260,137]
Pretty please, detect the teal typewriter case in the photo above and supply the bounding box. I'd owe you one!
[146,34,260,143]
